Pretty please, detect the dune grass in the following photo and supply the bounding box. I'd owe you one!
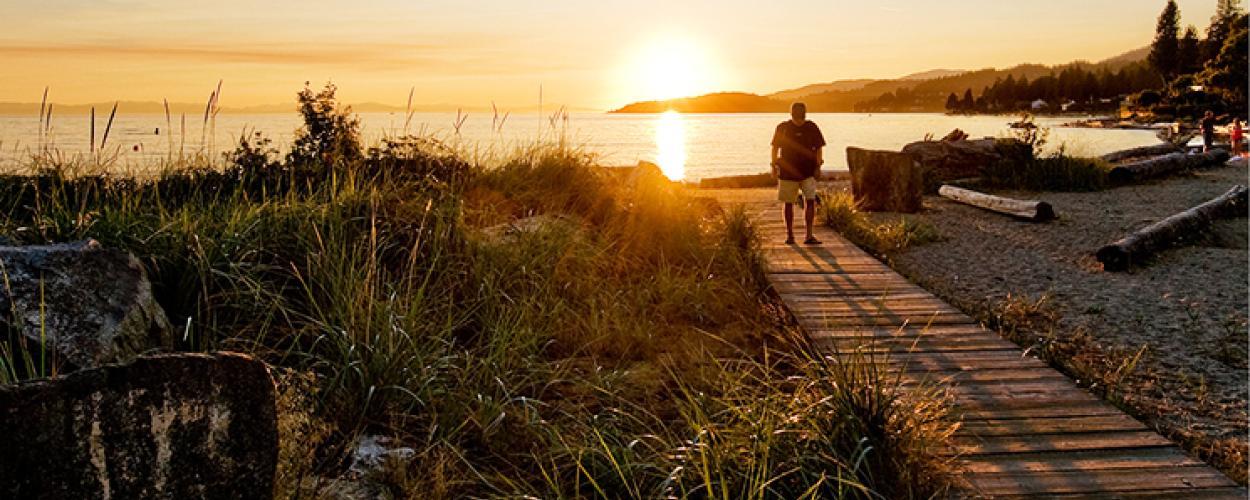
[0,84,957,498]
[978,154,1113,192]
[820,190,941,256]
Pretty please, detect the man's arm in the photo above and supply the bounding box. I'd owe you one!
[815,147,824,179]
[771,146,781,177]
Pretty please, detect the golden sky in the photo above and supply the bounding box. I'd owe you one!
[0,0,1221,110]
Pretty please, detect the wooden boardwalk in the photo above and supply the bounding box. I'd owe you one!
[714,189,1244,499]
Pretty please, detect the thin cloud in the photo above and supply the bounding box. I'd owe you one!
[0,41,579,75]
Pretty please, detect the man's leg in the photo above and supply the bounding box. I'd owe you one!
[783,203,795,243]
[804,198,817,239]
[801,177,822,244]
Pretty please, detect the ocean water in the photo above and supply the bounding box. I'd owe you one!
[0,111,1162,181]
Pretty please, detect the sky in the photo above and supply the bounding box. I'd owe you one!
[0,0,1225,111]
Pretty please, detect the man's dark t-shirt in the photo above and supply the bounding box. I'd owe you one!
[772,120,826,181]
[1202,116,1217,136]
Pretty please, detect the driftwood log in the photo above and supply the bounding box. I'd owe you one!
[1100,142,1180,163]
[940,129,970,142]
[1096,184,1249,271]
[938,185,1055,222]
[1108,149,1230,184]
[846,147,923,213]
[901,137,1031,188]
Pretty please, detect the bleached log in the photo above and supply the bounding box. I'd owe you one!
[938,185,1055,222]
[1096,185,1249,271]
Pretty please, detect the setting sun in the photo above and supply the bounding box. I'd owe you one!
[631,37,717,102]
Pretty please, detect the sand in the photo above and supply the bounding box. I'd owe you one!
[851,164,1248,467]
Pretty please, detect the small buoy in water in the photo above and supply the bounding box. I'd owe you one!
[133,144,140,152]
[155,127,160,135]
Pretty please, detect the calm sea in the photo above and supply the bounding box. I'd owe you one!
[0,112,1161,181]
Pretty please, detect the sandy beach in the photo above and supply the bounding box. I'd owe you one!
[831,162,1248,477]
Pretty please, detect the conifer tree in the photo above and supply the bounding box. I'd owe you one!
[1149,0,1181,80]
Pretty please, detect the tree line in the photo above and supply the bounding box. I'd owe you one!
[937,64,1160,114]
[871,0,1247,116]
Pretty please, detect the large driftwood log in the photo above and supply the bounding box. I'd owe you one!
[938,185,1055,222]
[1096,184,1249,271]
[901,138,1031,188]
[1100,142,1180,163]
[1108,149,1230,184]
[846,147,924,213]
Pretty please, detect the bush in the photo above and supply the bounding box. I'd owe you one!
[980,153,1112,192]
[287,82,362,166]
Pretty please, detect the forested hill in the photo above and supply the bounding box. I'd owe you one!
[611,49,1152,113]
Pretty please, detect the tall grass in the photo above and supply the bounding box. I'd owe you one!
[0,83,957,498]
[979,154,1112,192]
[820,190,941,256]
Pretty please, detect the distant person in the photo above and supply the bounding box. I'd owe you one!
[771,102,825,245]
[1231,119,1244,157]
[1201,110,1217,153]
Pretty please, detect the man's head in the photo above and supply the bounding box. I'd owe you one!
[1206,110,1215,118]
[790,102,807,124]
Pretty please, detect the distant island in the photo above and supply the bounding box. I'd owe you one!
[611,48,1152,114]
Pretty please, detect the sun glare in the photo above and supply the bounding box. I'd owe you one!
[634,38,713,101]
[655,110,686,181]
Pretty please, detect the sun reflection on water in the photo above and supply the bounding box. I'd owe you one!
[655,110,686,181]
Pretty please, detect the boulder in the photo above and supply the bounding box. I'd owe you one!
[0,352,278,499]
[846,147,924,213]
[901,138,1031,187]
[0,240,172,371]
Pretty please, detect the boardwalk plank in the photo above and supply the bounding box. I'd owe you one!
[959,448,1202,473]
[969,466,1236,495]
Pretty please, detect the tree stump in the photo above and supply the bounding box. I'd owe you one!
[0,352,278,499]
[846,147,924,213]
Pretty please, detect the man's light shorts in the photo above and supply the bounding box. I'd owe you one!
[778,177,818,203]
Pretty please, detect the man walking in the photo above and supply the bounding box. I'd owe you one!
[771,102,826,245]
[1201,110,1217,153]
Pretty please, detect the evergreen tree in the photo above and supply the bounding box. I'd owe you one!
[1179,25,1203,75]
[961,89,975,110]
[1001,74,1018,106]
[1205,0,1244,61]
[1200,13,1249,112]
[1149,0,1181,80]
[945,92,960,112]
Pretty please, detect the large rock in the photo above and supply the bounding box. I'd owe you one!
[901,138,1031,187]
[0,352,278,499]
[0,240,172,371]
[846,147,924,213]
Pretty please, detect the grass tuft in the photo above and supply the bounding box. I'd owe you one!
[820,190,941,255]
[979,153,1113,192]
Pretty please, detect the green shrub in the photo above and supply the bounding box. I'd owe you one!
[980,154,1112,192]
[287,82,363,166]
